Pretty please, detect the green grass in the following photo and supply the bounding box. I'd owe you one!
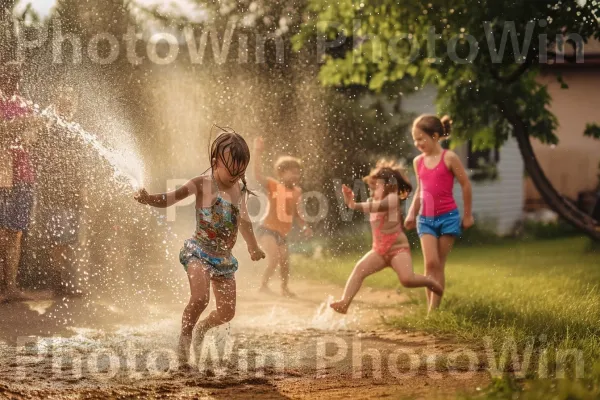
[293,237,600,399]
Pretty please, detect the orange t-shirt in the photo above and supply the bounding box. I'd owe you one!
[262,177,302,237]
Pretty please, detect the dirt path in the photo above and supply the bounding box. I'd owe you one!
[0,274,490,399]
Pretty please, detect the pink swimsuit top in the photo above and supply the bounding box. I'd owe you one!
[371,212,403,256]
[417,150,457,217]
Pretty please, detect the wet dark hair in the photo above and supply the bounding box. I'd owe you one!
[413,114,452,139]
[363,159,412,198]
[209,125,252,194]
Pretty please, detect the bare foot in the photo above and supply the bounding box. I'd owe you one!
[427,305,436,317]
[281,287,297,298]
[176,362,194,372]
[177,334,192,366]
[329,300,349,314]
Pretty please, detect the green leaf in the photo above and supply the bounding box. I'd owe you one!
[295,0,600,148]
[406,64,419,77]
[368,71,387,91]
[557,74,569,90]
[584,123,600,139]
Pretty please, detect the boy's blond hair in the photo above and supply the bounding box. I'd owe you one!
[274,156,302,175]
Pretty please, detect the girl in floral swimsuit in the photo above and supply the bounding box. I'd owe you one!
[135,128,265,366]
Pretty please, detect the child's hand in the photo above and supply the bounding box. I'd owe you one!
[341,184,355,207]
[248,245,266,261]
[254,137,264,152]
[134,188,150,205]
[404,215,416,231]
[462,214,475,229]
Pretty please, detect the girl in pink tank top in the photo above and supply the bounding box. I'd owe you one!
[417,149,457,217]
[329,159,443,315]
[405,115,473,315]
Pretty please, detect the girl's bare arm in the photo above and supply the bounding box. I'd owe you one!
[406,156,421,220]
[344,186,398,214]
[135,177,202,208]
[448,151,473,218]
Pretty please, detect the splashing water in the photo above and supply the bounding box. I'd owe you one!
[7,93,183,305]
[34,100,181,259]
[310,295,348,330]
[36,104,145,191]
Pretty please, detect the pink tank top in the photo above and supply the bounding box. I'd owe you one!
[1,95,36,184]
[417,150,457,217]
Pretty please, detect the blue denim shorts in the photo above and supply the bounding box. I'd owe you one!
[0,183,35,232]
[179,239,238,280]
[417,209,462,238]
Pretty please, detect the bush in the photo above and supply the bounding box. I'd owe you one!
[456,222,503,246]
[521,219,580,240]
[586,237,600,253]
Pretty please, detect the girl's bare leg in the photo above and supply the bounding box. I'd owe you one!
[330,251,386,314]
[390,252,443,295]
[278,243,295,297]
[420,234,441,311]
[194,275,236,339]
[429,235,455,310]
[1,229,26,300]
[179,261,211,364]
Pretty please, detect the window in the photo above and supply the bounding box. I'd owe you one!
[467,140,500,181]
[467,141,500,169]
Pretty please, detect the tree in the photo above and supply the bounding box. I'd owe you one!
[293,0,600,240]
[134,0,416,219]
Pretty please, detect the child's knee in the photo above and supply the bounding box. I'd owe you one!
[189,296,209,309]
[425,259,440,272]
[398,274,413,287]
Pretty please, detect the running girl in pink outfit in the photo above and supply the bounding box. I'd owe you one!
[404,115,473,313]
[330,160,443,314]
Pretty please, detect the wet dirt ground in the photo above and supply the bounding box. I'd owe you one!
[0,257,490,400]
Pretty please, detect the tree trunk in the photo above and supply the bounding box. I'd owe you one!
[499,101,600,241]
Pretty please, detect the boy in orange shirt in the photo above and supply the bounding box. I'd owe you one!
[254,137,312,297]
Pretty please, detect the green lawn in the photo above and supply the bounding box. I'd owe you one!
[294,237,600,399]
